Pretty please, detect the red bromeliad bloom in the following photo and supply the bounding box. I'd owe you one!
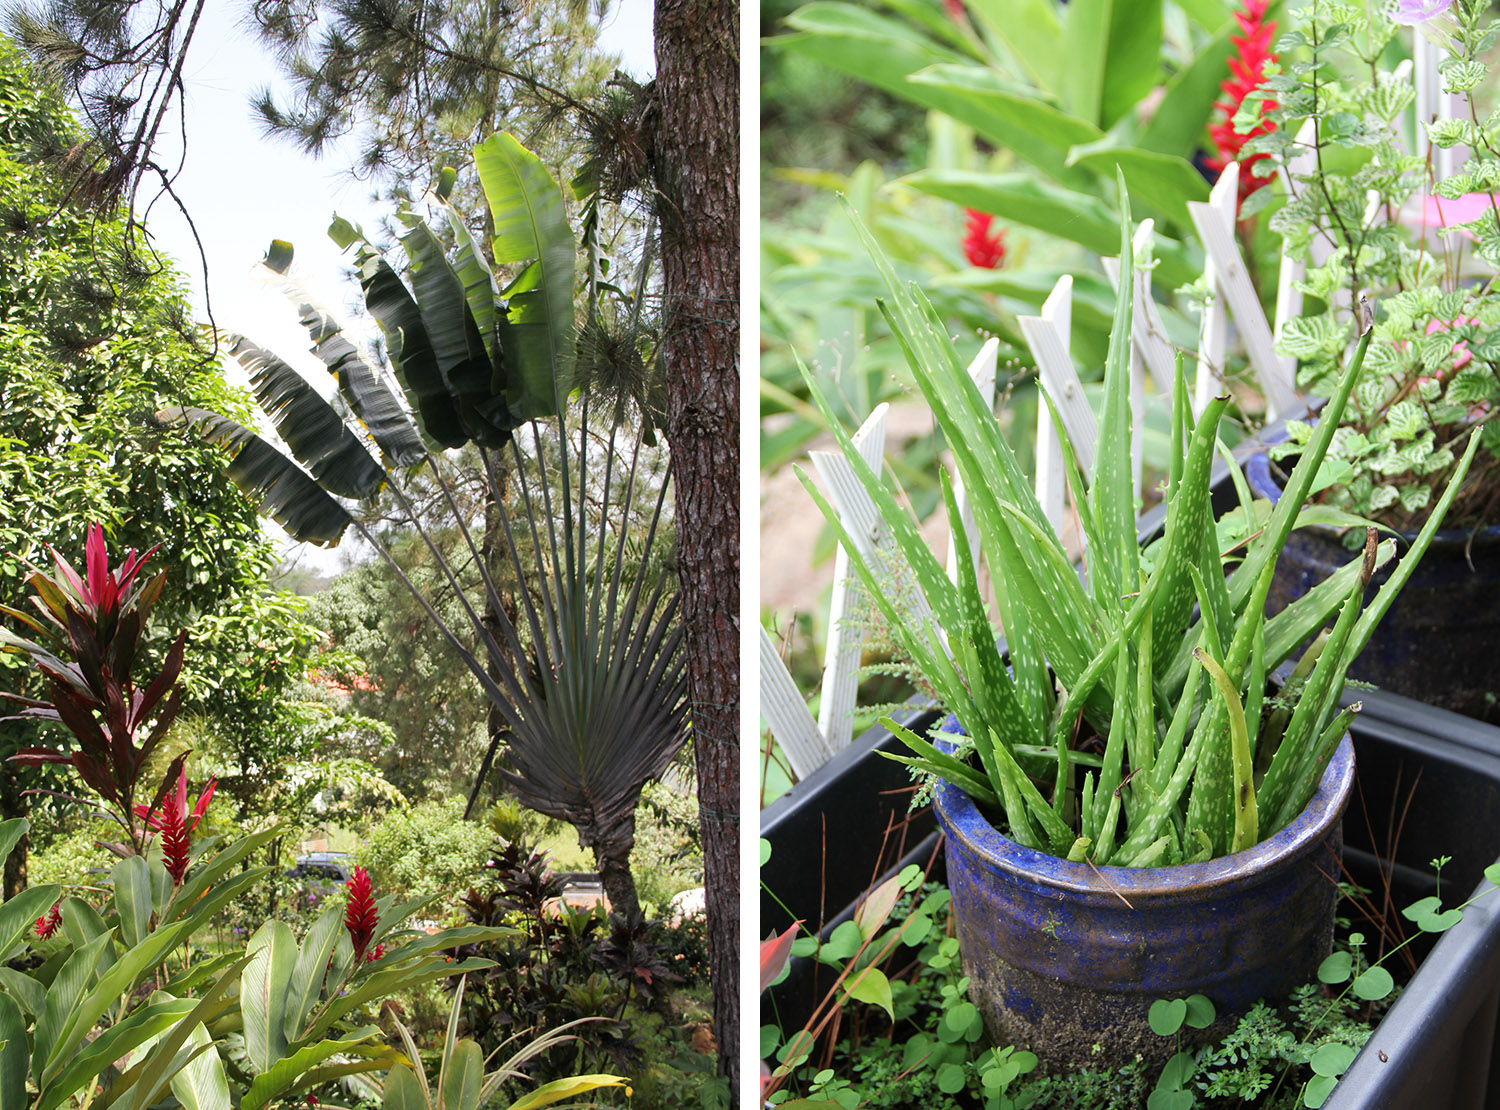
[962,209,1006,269]
[344,866,379,963]
[33,901,61,939]
[133,769,215,884]
[1205,0,1278,211]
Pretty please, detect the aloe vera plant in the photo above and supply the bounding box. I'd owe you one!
[799,182,1485,866]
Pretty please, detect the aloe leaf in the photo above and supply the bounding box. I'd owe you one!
[1149,394,1228,675]
[1193,648,1257,853]
[879,749,999,808]
[1230,329,1374,610]
[1091,172,1138,608]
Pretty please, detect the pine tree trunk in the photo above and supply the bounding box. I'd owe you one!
[654,0,739,1088]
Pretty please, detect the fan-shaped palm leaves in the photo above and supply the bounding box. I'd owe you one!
[164,132,686,918]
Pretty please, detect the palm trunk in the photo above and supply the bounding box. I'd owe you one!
[654,0,739,1087]
[590,820,642,923]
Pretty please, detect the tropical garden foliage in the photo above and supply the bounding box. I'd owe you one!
[0,0,726,1098]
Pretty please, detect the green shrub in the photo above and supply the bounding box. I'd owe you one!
[356,796,492,909]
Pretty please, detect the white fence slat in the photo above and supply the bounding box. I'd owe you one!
[759,626,830,778]
[946,339,999,585]
[1021,279,1073,531]
[1190,162,1300,420]
[1103,219,1177,396]
[1021,278,1097,506]
[817,406,889,751]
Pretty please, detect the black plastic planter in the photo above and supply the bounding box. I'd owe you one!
[1327,689,1500,1110]
[1246,447,1500,723]
[762,688,1500,1106]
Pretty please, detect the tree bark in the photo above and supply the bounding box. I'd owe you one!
[591,815,643,924]
[654,0,739,1088]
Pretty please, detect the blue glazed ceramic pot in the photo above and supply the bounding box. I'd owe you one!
[1247,450,1500,723]
[935,730,1354,1070]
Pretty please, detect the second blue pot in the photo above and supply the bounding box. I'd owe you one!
[936,733,1354,1070]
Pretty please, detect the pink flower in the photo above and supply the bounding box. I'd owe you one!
[961,209,1006,269]
[1390,0,1452,24]
[134,770,215,884]
[344,866,379,963]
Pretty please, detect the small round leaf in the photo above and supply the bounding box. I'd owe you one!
[1317,951,1352,984]
[1351,966,1395,1001]
[1148,998,1187,1036]
[1309,1041,1357,1077]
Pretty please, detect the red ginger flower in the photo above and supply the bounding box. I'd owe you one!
[961,209,1006,269]
[344,866,379,963]
[1206,0,1278,212]
[134,769,215,884]
[33,901,60,939]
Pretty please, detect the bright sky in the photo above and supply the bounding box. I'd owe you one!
[138,0,656,576]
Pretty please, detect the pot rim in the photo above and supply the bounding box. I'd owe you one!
[1247,432,1500,549]
[935,729,1354,900]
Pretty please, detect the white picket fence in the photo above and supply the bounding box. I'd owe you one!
[761,38,1462,783]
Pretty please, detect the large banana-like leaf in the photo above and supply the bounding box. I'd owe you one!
[434,194,503,368]
[0,994,26,1110]
[161,407,355,546]
[474,131,576,421]
[331,217,468,450]
[257,244,428,469]
[229,337,387,499]
[396,216,512,447]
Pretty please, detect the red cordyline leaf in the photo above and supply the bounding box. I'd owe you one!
[344,866,379,962]
[961,209,1007,269]
[34,902,61,939]
[1205,0,1278,213]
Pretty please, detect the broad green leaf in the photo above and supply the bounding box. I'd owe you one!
[474,132,577,421]
[113,855,152,948]
[1351,967,1395,1001]
[384,1065,428,1110]
[440,1039,483,1110]
[41,998,197,1110]
[1148,997,1186,1036]
[229,337,387,498]
[1066,140,1209,226]
[0,994,25,1110]
[853,874,904,943]
[1139,17,1236,156]
[128,957,251,1110]
[964,0,1062,92]
[42,918,195,1089]
[168,1024,230,1110]
[1064,0,1162,128]
[845,966,894,1020]
[0,968,44,1016]
[906,64,1100,188]
[240,1029,388,1110]
[0,819,26,885]
[242,920,298,1074]
[506,1075,630,1110]
[34,932,115,1085]
[0,883,61,962]
[396,215,508,448]
[283,907,343,1044]
[162,407,354,547]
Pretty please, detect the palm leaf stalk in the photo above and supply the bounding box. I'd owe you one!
[800,179,1485,865]
[166,132,687,918]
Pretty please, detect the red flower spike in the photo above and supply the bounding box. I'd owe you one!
[344,866,379,963]
[34,902,61,939]
[365,943,385,964]
[133,769,215,884]
[961,209,1007,269]
[1205,0,1278,213]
